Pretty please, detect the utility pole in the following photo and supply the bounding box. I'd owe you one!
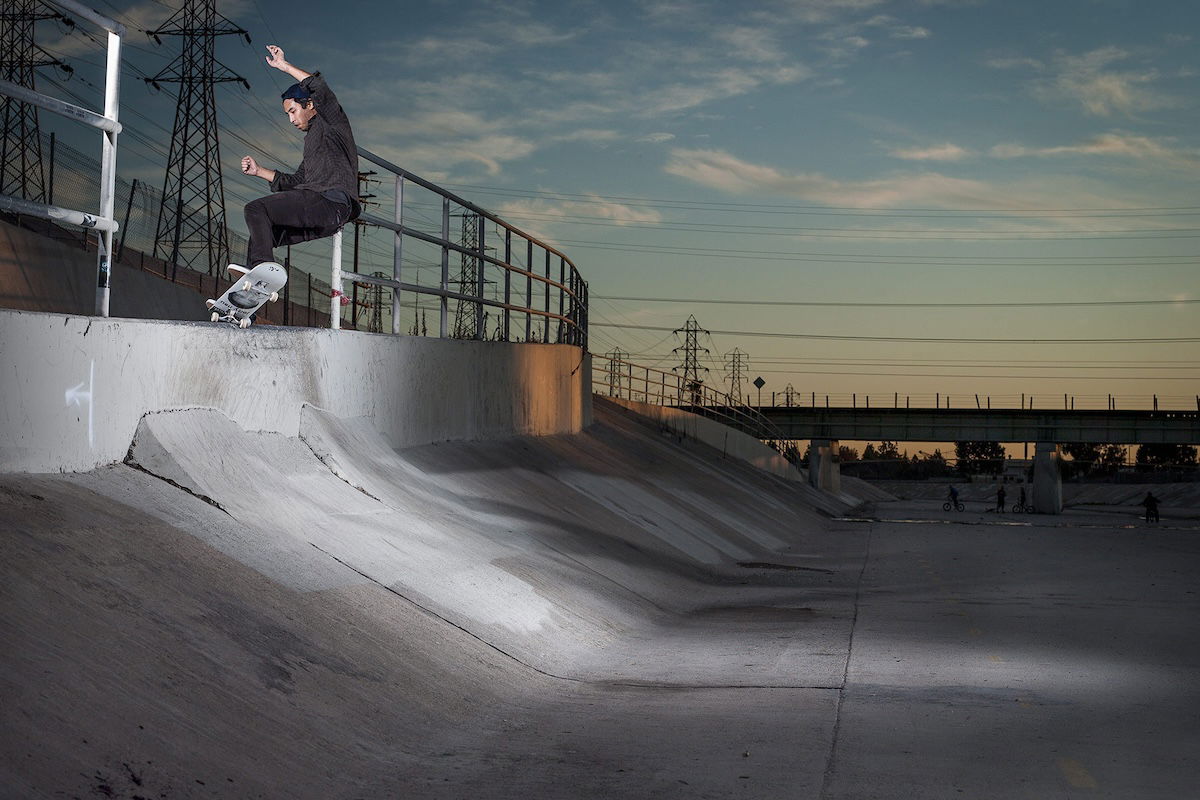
[1,0,72,203]
[724,347,749,404]
[672,314,710,405]
[452,211,481,339]
[145,0,250,278]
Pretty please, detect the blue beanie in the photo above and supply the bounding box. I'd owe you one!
[281,82,311,102]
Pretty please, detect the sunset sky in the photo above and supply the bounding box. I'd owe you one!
[32,0,1200,412]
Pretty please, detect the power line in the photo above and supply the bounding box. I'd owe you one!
[493,208,1200,236]
[594,322,1200,345]
[594,295,1198,309]
[441,182,1200,217]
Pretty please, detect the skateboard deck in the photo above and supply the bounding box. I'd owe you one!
[206,262,287,328]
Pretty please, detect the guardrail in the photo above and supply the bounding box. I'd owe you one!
[327,146,588,347]
[0,0,124,316]
[592,353,786,444]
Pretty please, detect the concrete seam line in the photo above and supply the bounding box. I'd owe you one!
[819,524,873,800]
[308,542,589,686]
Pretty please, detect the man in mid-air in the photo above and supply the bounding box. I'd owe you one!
[239,44,360,271]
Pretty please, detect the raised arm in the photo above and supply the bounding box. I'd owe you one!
[264,45,311,83]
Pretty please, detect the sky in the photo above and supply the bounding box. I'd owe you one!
[27,0,1200,417]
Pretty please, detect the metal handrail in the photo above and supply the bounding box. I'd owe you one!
[325,145,588,346]
[592,354,787,444]
[0,0,123,316]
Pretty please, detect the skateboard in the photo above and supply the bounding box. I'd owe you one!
[206,262,287,328]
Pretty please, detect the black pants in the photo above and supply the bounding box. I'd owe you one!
[244,189,351,267]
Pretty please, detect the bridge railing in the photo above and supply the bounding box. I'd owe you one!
[323,146,587,346]
[592,354,787,444]
[0,0,124,317]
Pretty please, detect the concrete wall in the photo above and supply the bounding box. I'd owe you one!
[603,395,802,482]
[0,219,212,322]
[0,308,591,473]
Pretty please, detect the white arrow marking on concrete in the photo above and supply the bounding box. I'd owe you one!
[64,360,95,449]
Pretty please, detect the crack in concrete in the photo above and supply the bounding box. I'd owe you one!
[122,456,232,517]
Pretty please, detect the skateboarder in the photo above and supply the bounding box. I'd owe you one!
[239,44,360,270]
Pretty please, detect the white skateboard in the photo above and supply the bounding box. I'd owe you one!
[206,262,287,328]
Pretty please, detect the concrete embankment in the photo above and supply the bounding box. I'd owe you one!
[1,310,866,797]
[0,308,590,473]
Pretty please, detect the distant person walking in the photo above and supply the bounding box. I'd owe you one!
[996,486,1006,513]
[1141,491,1160,523]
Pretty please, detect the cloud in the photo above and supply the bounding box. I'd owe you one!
[637,132,677,144]
[1033,47,1174,117]
[661,147,1148,213]
[889,143,971,161]
[989,132,1199,170]
[664,147,995,207]
[494,195,666,247]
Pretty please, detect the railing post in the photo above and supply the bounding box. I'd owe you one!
[503,229,512,341]
[94,27,122,317]
[440,196,450,338]
[475,219,485,340]
[525,240,533,342]
[330,228,343,329]
[558,257,566,343]
[392,175,404,335]
[544,249,551,343]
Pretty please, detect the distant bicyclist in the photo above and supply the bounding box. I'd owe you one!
[948,485,959,503]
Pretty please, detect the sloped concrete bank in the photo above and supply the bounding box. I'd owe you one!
[1,396,867,798]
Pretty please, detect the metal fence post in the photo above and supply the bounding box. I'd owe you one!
[392,175,404,335]
[94,27,122,317]
[475,220,486,340]
[440,196,450,338]
[330,229,343,329]
[503,229,512,341]
[525,240,533,342]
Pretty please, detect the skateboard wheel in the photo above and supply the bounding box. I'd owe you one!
[239,317,251,329]
[269,292,279,303]
[211,311,220,322]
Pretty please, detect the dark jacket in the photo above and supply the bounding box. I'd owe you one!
[269,72,360,218]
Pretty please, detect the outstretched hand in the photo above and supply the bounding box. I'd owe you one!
[264,44,288,70]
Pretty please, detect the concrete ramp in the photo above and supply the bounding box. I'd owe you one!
[3,398,865,798]
[120,403,857,688]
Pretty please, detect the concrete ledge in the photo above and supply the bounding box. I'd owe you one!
[0,308,590,473]
[601,395,802,482]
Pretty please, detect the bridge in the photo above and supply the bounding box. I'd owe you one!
[753,406,1200,446]
[746,405,1200,514]
[592,355,1198,515]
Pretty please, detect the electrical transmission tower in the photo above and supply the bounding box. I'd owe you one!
[672,314,710,404]
[1,1,72,203]
[604,346,627,397]
[452,211,483,339]
[724,348,749,404]
[145,0,249,277]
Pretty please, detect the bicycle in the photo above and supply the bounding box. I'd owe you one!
[942,500,965,512]
[1010,501,1034,514]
